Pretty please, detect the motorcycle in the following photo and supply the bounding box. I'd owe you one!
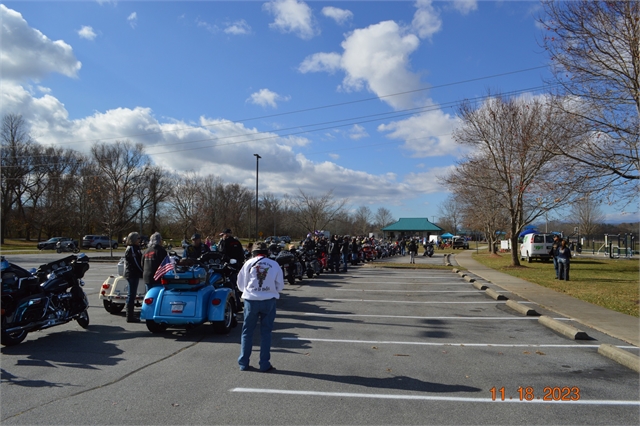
[1,254,90,346]
[423,242,435,257]
[140,251,238,334]
[274,250,303,285]
[302,249,321,278]
[56,240,80,253]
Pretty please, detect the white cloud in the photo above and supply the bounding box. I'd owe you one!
[196,17,218,33]
[348,124,368,140]
[452,0,478,15]
[378,109,463,158]
[300,20,424,110]
[128,12,138,28]
[247,89,290,108]
[328,153,339,160]
[329,20,423,110]
[298,52,341,74]
[224,20,251,35]
[322,6,353,25]
[0,5,81,82]
[412,0,442,39]
[263,0,319,40]
[78,25,97,40]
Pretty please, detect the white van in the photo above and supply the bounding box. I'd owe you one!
[519,233,556,263]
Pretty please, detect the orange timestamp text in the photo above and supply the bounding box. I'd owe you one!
[490,386,581,401]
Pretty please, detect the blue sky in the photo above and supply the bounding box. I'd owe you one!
[1,1,634,223]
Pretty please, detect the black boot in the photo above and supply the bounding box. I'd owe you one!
[126,303,139,323]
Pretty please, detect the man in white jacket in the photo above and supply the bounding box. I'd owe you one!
[237,242,284,372]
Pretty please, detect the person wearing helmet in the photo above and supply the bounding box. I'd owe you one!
[184,233,210,260]
[124,232,144,323]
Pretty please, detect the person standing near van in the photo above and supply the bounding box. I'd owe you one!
[549,235,562,279]
[556,239,572,281]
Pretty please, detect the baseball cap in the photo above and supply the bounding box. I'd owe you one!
[191,233,201,240]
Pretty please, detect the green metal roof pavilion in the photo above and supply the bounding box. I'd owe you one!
[381,218,443,233]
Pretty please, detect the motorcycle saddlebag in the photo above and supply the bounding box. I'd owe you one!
[275,252,295,266]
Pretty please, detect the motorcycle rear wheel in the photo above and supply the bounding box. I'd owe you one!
[76,310,90,329]
[287,275,296,285]
[103,300,125,315]
[213,299,235,334]
[1,318,28,346]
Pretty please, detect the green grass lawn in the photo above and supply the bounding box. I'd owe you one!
[472,251,640,317]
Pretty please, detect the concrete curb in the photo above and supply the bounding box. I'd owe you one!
[463,275,476,283]
[506,300,539,316]
[598,344,640,373]
[485,288,507,301]
[538,315,590,340]
[472,281,488,290]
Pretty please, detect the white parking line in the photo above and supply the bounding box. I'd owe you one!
[323,299,534,304]
[282,337,638,349]
[320,282,487,286]
[231,388,640,405]
[335,289,507,293]
[299,313,570,320]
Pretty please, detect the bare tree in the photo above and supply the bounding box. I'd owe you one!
[437,196,463,236]
[169,172,204,239]
[145,166,172,234]
[261,192,282,238]
[290,189,348,234]
[539,0,639,201]
[444,94,584,266]
[570,193,605,245]
[1,114,35,243]
[91,140,150,248]
[451,165,510,254]
[353,205,372,235]
[374,207,395,232]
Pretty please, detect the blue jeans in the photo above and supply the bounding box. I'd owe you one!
[558,258,570,281]
[341,252,349,271]
[553,256,559,278]
[238,298,277,371]
[126,277,139,307]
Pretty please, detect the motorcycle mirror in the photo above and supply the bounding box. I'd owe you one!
[229,259,237,264]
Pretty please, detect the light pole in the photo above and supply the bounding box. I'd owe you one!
[254,154,261,242]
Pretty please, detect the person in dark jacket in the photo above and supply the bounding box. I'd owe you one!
[124,232,144,323]
[340,236,350,272]
[329,235,341,272]
[142,232,168,290]
[218,228,245,264]
[556,239,572,281]
[184,233,210,260]
[549,234,562,279]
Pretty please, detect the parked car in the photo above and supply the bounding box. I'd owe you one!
[82,235,118,250]
[38,237,78,250]
[265,236,280,244]
[452,237,469,250]
[279,236,292,243]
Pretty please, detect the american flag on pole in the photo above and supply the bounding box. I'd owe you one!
[154,255,175,281]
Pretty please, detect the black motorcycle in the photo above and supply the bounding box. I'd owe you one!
[56,240,80,253]
[423,242,435,257]
[1,254,90,346]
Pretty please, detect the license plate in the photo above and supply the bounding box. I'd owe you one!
[171,303,184,313]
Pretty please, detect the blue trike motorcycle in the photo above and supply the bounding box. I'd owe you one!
[140,252,238,334]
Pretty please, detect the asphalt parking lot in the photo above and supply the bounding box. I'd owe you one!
[1,254,638,425]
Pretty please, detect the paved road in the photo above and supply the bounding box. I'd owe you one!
[1,254,638,425]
